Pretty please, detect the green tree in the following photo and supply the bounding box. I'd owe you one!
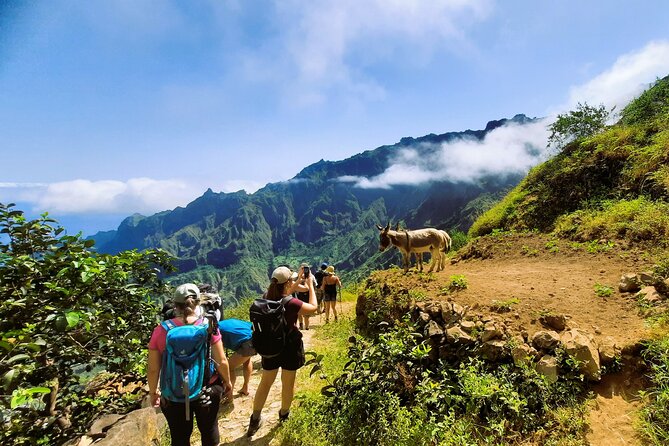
[548,102,611,150]
[0,203,175,445]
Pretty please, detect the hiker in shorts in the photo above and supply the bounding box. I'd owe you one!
[147,283,234,446]
[314,262,328,313]
[296,262,317,330]
[246,266,318,437]
[218,318,256,396]
[321,265,342,323]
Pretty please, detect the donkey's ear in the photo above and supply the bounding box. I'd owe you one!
[376,224,383,231]
[385,222,390,231]
[395,222,400,231]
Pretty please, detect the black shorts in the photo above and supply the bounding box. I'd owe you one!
[324,292,337,302]
[261,330,305,371]
[297,292,309,303]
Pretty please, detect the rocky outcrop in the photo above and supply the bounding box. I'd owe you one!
[64,405,165,446]
[411,302,613,383]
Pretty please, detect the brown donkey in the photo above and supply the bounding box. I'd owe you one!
[376,223,447,273]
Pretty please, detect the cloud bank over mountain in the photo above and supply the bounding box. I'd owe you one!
[339,119,550,189]
[344,40,669,190]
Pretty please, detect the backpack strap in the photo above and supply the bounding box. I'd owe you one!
[161,319,177,332]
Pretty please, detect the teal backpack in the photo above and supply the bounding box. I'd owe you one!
[159,318,211,420]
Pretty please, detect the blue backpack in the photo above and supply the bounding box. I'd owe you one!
[160,319,211,420]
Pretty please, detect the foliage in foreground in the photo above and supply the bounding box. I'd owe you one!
[639,338,669,445]
[279,319,589,446]
[0,204,173,445]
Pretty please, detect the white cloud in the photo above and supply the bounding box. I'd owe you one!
[564,40,669,113]
[344,119,550,189]
[0,177,269,215]
[275,0,493,106]
[0,179,199,215]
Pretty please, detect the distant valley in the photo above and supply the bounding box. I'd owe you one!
[92,114,541,305]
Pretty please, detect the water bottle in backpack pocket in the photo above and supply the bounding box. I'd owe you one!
[249,296,293,358]
[160,319,210,420]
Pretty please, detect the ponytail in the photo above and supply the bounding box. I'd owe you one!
[266,279,286,301]
[174,297,199,324]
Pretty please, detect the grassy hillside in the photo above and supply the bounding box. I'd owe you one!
[470,75,669,244]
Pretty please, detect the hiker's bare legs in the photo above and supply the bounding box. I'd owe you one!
[241,358,252,395]
[227,353,247,393]
[304,313,310,330]
[253,368,279,414]
[333,303,338,321]
[325,301,334,322]
[280,369,297,414]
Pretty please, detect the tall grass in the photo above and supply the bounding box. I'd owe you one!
[639,338,669,445]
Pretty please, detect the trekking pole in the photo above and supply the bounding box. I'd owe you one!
[338,287,342,318]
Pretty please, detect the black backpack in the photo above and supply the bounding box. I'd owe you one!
[249,296,293,358]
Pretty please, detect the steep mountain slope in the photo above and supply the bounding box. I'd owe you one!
[471,75,669,244]
[93,114,538,302]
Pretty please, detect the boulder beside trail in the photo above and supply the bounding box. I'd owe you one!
[561,329,601,381]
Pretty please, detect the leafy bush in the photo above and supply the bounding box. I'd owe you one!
[0,204,174,445]
[548,102,611,150]
[312,318,590,445]
[448,229,469,252]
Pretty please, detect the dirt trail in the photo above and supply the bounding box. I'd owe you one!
[390,234,655,446]
[216,307,338,445]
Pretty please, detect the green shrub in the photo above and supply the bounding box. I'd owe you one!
[313,317,590,445]
[553,198,669,244]
[0,204,174,445]
[620,75,669,126]
[447,275,468,291]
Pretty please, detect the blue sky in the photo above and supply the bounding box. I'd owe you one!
[2,1,669,235]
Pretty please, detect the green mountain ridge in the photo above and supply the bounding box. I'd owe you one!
[93,114,539,302]
[470,75,669,243]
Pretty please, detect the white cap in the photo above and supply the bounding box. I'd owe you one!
[173,283,200,304]
[271,266,294,284]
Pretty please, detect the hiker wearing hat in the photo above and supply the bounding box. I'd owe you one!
[296,262,317,330]
[246,266,318,437]
[147,283,233,446]
[321,265,342,323]
[313,262,328,313]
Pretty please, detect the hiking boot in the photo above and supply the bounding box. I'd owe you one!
[279,410,290,423]
[246,415,263,437]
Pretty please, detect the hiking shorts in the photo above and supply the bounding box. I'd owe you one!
[235,339,256,357]
[323,292,337,302]
[261,330,305,371]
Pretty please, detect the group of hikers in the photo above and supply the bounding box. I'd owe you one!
[147,262,342,445]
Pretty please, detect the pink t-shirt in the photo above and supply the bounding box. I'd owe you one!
[148,318,222,353]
